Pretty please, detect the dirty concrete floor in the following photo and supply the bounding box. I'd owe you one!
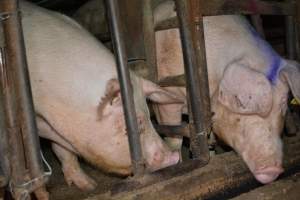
[41,141,122,200]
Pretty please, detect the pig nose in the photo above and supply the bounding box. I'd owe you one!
[254,166,284,184]
[147,151,180,172]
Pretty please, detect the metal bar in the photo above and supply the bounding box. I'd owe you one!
[0,48,9,188]
[200,0,296,16]
[1,0,48,198]
[0,22,29,200]
[142,0,157,82]
[175,0,210,162]
[105,0,145,175]
[286,15,296,59]
[118,0,145,62]
[156,0,296,31]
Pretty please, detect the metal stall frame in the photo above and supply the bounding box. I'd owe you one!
[105,0,146,176]
[0,0,49,199]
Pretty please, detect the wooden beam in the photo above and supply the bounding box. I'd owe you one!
[230,172,300,200]
[84,135,300,200]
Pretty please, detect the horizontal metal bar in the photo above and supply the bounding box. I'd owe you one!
[156,0,296,31]
[200,0,296,16]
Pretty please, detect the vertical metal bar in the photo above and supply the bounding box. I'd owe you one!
[175,0,210,162]
[143,0,158,82]
[251,15,265,39]
[0,48,9,188]
[105,0,145,175]
[286,15,296,59]
[1,0,48,198]
[0,30,29,200]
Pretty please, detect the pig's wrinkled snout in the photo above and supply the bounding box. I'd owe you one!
[254,166,284,184]
[146,150,180,172]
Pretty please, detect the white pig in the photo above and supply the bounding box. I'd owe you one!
[154,0,300,184]
[5,1,183,191]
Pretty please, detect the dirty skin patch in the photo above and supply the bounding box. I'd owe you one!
[247,23,283,85]
[98,78,120,120]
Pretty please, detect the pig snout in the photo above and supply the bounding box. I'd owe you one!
[254,166,284,184]
[146,150,180,172]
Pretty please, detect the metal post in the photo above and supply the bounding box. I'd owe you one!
[175,0,210,162]
[143,0,158,82]
[1,0,48,198]
[0,48,9,188]
[105,0,145,176]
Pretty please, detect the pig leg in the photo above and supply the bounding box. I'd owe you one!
[52,143,97,191]
[36,115,77,153]
[36,116,96,191]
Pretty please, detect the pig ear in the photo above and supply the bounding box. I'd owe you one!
[279,60,300,102]
[218,62,273,116]
[142,79,185,104]
[98,78,121,119]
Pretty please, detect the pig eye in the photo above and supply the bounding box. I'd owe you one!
[110,96,121,105]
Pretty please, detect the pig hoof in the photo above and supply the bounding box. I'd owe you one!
[64,169,97,191]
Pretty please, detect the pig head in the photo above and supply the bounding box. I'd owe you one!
[154,1,300,184]
[212,59,300,184]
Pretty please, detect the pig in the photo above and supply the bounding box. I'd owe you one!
[7,1,182,191]
[154,1,300,184]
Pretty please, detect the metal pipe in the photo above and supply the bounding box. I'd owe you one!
[105,0,145,175]
[0,25,28,200]
[1,0,48,197]
[0,48,9,188]
[143,0,158,82]
[286,15,296,59]
[175,0,210,162]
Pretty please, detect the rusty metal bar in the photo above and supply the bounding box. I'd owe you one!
[200,0,296,16]
[118,0,145,62]
[175,0,210,162]
[1,0,48,198]
[156,0,296,31]
[142,0,157,82]
[0,48,9,188]
[105,0,145,175]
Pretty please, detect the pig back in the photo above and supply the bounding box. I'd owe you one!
[19,1,117,114]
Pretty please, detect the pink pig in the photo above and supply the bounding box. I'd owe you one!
[154,0,300,184]
[12,1,184,191]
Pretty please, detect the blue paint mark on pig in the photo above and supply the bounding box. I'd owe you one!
[248,24,282,85]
